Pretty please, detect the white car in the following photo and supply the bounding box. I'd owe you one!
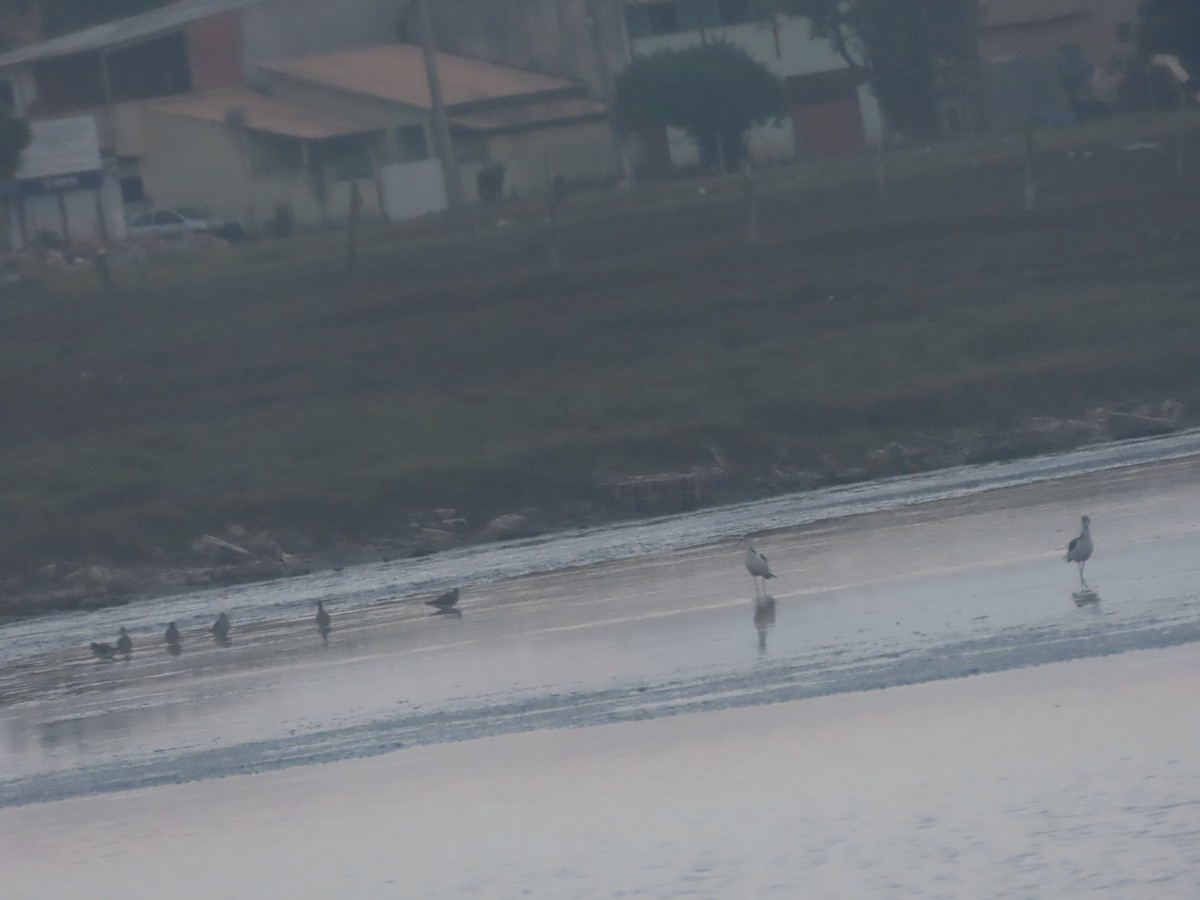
[127,207,244,241]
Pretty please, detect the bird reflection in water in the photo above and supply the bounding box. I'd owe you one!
[316,600,332,645]
[1072,588,1101,608]
[753,595,776,654]
[90,641,118,661]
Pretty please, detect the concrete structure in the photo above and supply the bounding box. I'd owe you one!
[4,114,124,248]
[619,0,882,172]
[978,0,1143,130]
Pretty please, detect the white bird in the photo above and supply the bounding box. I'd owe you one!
[1065,515,1093,586]
[740,538,776,596]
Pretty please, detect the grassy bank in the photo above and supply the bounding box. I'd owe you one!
[3,111,1200,598]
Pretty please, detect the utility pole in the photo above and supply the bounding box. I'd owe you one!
[415,0,463,208]
[586,0,630,185]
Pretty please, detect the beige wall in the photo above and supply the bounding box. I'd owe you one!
[478,119,617,201]
[140,111,383,233]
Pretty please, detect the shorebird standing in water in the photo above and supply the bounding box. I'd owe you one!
[115,627,133,657]
[1065,515,1093,586]
[740,537,776,597]
[426,588,460,613]
[165,622,182,653]
[90,641,118,660]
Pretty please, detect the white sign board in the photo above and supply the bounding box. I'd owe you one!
[16,116,102,181]
[379,158,448,220]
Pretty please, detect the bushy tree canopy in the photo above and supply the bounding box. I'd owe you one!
[756,0,978,139]
[615,42,783,172]
[1137,0,1200,74]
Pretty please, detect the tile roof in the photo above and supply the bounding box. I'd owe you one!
[148,88,377,139]
[260,43,584,111]
[451,96,608,132]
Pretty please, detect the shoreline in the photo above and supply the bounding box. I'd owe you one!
[4,420,1199,624]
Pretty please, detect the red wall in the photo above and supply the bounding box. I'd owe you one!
[186,10,243,90]
[790,95,865,158]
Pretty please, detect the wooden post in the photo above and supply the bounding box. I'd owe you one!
[346,182,363,277]
[1023,126,1036,210]
[547,174,567,270]
[875,130,888,210]
[742,159,757,241]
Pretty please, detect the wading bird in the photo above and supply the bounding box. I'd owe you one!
[165,622,182,652]
[90,642,117,660]
[115,627,132,656]
[426,588,460,612]
[315,600,332,640]
[740,538,776,597]
[1065,515,1093,586]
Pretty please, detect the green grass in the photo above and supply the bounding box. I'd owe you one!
[3,110,1200,578]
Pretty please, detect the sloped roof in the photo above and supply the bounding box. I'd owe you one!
[0,0,261,67]
[149,88,377,139]
[260,43,584,111]
[451,96,608,132]
[980,0,1088,29]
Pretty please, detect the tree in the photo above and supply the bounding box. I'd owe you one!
[615,42,783,172]
[0,112,31,181]
[1137,0,1200,75]
[754,0,979,140]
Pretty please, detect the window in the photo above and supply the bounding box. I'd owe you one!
[717,0,753,26]
[119,176,147,205]
[644,2,681,36]
[396,124,427,160]
[320,137,372,181]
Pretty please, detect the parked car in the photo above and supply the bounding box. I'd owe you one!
[126,207,244,242]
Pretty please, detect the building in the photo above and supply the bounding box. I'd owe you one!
[141,44,614,229]
[0,0,618,236]
[619,0,883,172]
[978,0,1143,130]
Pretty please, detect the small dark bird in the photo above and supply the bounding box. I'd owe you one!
[315,600,331,633]
[115,627,132,656]
[90,641,118,660]
[1065,515,1094,586]
[211,611,231,642]
[426,587,460,612]
[165,622,181,651]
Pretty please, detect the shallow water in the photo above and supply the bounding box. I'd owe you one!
[2,433,1199,808]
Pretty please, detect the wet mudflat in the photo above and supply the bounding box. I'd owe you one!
[1,448,1199,896]
[2,450,1198,808]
